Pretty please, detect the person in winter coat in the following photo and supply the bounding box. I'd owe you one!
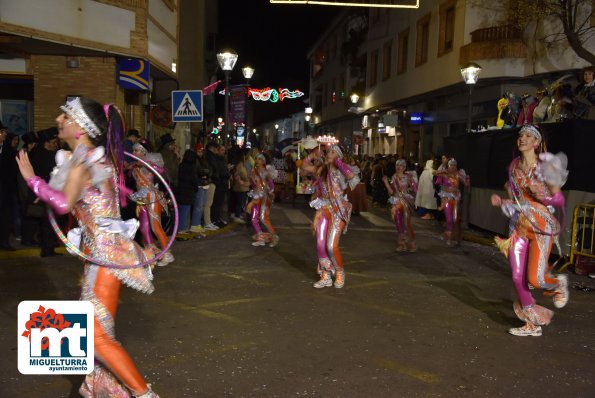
[176,149,199,234]
[415,159,438,219]
[189,143,211,233]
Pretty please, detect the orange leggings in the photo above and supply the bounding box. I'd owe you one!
[138,203,168,249]
[524,226,558,290]
[93,267,148,395]
[315,208,346,270]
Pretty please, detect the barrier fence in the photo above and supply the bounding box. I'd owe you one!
[560,204,595,271]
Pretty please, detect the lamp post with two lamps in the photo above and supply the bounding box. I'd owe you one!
[217,49,238,148]
[460,62,482,133]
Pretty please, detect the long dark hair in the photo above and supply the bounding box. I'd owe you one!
[78,97,128,204]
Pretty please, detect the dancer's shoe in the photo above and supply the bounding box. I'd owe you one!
[553,274,569,309]
[334,269,345,288]
[313,272,332,288]
[508,323,542,337]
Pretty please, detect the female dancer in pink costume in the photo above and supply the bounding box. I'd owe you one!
[433,158,470,246]
[130,140,174,266]
[383,159,418,252]
[246,154,279,247]
[16,97,159,397]
[301,145,359,288]
[491,124,569,337]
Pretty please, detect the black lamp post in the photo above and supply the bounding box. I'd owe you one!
[242,66,254,146]
[217,49,238,147]
[460,62,482,133]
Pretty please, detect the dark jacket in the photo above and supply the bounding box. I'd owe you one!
[196,154,211,186]
[176,150,199,205]
[206,150,229,187]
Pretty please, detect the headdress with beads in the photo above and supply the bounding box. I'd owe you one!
[133,142,148,155]
[395,159,406,168]
[60,97,101,138]
[329,144,343,159]
[519,124,542,141]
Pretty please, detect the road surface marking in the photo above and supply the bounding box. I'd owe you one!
[313,294,412,317]
[375,358,441,384]
[359,211,394,227]
[282,208,312,224]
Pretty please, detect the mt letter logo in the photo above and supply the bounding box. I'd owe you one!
[18,301,94,374]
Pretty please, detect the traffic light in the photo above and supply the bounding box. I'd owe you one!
[211,127,219,135]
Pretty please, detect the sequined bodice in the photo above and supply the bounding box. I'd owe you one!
[510,158,551,210]
[133,164,155,189]
[391,174,413,194]
[73,165,121,240]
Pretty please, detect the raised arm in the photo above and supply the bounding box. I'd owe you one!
[17,150,89,215]
[300,150,321,177]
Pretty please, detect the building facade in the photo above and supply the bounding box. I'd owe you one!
[0,0,216,141]
[308,0,594,160]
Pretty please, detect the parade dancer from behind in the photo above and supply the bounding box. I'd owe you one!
[433,158,470,246]
[383,159,418,252]
[301,145,359,289]
[246,154,279,247]
[130,140,174,266]
[16,97,159,397]
[491,124,569,337]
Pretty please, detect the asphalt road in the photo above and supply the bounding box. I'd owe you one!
[0,201,593,397]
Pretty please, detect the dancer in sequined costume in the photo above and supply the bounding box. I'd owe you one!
[16,97,159,397]
[247,154,279,247]
[433,158,470,246]
[491,124,569,337]
[301,145,359,288]
[130,140,174,266]
[383,159,418,252]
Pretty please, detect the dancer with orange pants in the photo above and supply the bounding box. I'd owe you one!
[16,97,159,397]
[301,145,359,288]
[491,124,569,337]
[130,140,174,267]
[433,158,470,246]
[383,159,418,252]
[247,154,279,247]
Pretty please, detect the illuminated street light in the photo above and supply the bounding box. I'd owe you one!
[350,93,359,104]
[242,66,255,81]
[461,62,482,133]
[217,49,239,147]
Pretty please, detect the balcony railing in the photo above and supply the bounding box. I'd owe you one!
[460,25,526,64]
[470,26,522,42]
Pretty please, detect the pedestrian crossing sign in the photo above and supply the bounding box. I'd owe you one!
[171,90,203,122]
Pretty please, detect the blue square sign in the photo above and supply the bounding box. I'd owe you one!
[172,90,203,122]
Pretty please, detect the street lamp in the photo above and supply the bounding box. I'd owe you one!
[241,66,254,146]
[460,62,482,133]
[350,93,360,104]
[242,66,254,81]
[217,48,238,147]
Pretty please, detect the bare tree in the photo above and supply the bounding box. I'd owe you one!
[473,0,595,65]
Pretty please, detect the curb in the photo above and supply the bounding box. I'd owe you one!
[0,222,242,259]
[462,232,495,247]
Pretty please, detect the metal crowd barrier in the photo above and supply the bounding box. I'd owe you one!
[560,204,595,271]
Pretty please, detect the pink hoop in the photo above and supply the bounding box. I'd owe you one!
[47,151,179,269]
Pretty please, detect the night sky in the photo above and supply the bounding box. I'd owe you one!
[216,0,341,123]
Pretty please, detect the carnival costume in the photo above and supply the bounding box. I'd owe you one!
[494,125,569,336]
[303,146,359,288]
[130,144,173,266]
[24,98,159,397]
[435,159,468,246]
[247,156,279,247]
[386,160,418,252]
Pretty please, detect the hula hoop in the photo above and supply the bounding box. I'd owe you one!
[47,151,179,269]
